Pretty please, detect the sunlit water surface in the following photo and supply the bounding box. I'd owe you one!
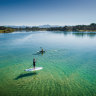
[0,31,96,96]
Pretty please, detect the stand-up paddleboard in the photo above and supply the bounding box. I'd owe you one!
[37,51,46,53]
[25,67,43,72]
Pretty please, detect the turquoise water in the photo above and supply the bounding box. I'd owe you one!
[0,31,96,96]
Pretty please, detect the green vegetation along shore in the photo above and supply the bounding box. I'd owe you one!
[0,23,96,33]
[0,26,15,33]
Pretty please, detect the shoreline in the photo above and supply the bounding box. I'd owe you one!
[0,30,96,33]
[0,23,96,33]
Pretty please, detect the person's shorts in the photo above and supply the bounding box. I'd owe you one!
[33,62,35,67]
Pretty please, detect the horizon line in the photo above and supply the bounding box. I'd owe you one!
[0,23,94,27]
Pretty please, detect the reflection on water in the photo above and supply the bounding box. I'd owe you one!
[72,32,96,38]
[51,31,96,38]
[1,31,96,38]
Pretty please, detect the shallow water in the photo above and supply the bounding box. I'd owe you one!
[0,31,96,96]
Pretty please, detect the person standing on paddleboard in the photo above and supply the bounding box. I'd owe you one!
[33,58,36,69]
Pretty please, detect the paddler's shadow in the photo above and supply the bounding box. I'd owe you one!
[14,72,37,80]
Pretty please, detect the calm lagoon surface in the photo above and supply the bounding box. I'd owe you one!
[0,31,96,96]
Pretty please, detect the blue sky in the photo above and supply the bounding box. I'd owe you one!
[0,0,96,26]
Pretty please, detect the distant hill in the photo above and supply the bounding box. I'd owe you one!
[5,25,61,28]
[5,25,27,28]
[37,24,60,28]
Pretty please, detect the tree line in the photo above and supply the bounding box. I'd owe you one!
[0,23,96,33]
[0,26,15,33]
